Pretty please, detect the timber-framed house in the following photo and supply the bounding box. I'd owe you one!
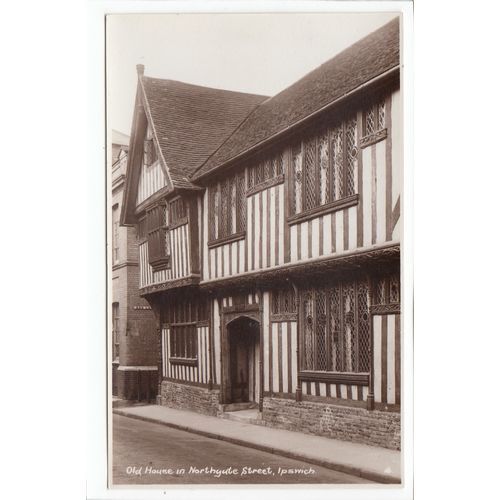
[120,18,402,450]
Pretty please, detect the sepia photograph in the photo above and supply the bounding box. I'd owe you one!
[106,7,409,491]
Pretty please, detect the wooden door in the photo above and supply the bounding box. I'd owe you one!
[229,327,250,403]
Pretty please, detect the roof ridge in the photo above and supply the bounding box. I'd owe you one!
[265,17,400,104]
[142,75,269,100]
[192,16,400,180]
[189,94,267,179]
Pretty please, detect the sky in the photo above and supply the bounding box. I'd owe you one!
[106,12,399,137]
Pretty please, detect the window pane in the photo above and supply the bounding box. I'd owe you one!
[365,106,376,136]
[247,165,254,189]
[236,172,246,232]
[329,287,341,372]
[318,132,329,205]
[378,101,386,130]
[331,125,344,201]
[345,118,357,197]
[230,178,237,234]
[389,274,400,303]
[304,137,317,211]
[213,187,219,239]
[342,283,355,372]
[316,290,327,371]
[357,281,370,372]
[220,179,229,237]
[292,145,303,214]
[303,291,314,370]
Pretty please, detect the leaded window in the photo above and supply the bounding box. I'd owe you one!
[292,144,303,214]
[372,272,400,305]
[291,115,358,215]
[300,279,369,373]
[247,150,284,189]
[169,197,186,226]
[170,324,197,360]
[208,171,246,241]
[271,287,297,316]
[143,138,157,167]
[146,203,170,270]
[364,99,386,137]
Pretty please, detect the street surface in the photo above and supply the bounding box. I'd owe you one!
[112,414,373,485]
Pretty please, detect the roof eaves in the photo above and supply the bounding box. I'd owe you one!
[192,64,399,182]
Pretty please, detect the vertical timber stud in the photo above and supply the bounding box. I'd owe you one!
[292,281,302,402]
[157,325,162,403]
[217,296,225,404]
[208,292,214,390]
[284,146,291,263]
[258,289,264,412]
[367,276,375,410]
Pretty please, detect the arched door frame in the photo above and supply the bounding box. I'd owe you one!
[220,304,262,409]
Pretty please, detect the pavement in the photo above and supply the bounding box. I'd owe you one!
[113,404,401,484]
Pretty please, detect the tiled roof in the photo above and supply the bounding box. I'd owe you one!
[192,17,400,180]
[139,77,267,189]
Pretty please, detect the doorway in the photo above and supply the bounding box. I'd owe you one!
[227,316,260,404]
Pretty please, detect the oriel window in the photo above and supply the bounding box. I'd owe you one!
[146,202,170,270]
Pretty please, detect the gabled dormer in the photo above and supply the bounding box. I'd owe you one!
[120,65,267,294]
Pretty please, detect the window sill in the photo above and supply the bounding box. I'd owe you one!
[169,357,198,367]
[360,128,387,148]
[288,194,359,226]
[298,371,369,385]
[246,174,285,197]
[208,231,246,249]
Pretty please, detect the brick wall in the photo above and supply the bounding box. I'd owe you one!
[263,396,400,450]
[116,368,158,401]
[159,380,220,416]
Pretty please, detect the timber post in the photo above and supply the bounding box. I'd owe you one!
[258,288,264,412]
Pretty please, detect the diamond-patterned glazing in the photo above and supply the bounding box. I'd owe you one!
[329,287,341,371]
[316,290,327,371]
[357,281,370,372]
[346,118,357,197]
[342,283,355,372]
[319,132,329,205]
[303,291,314,370]
[220,179,229,237]
[292,144,303,214]
[365,107,376,136]
[331,126,344,201]
[378,101,386,130]
[389,274,400,303]
[236,172,246,232]
[304,138,317,211]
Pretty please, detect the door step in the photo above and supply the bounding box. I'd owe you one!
[220,402,258,412]
[219,408,266,426]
